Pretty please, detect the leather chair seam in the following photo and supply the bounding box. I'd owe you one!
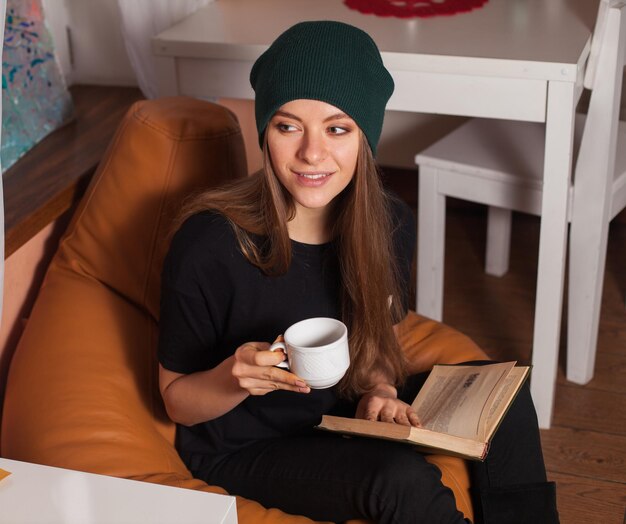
[133,104,242,142]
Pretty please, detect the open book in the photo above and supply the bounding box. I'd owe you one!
[317,361,530,460]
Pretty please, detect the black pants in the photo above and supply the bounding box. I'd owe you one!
[194,363,552,523]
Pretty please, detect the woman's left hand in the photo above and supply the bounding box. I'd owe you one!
[355,385,420,427]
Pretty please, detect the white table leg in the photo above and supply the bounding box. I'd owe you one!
[530,81,577,429]
[485,206,512,277]
[417,166,446,321]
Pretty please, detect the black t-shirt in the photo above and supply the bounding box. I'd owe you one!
[158,196,416,469]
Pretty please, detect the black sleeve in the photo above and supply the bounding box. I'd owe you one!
[158,212,232,375]
[389,194,416,318]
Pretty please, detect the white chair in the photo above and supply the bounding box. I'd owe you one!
[414,1,626,428]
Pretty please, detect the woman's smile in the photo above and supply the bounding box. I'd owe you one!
[293,170,334,185]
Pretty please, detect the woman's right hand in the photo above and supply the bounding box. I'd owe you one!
[232,341,311,395]
[159,341,310,426]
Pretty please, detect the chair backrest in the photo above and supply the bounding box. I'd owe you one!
[583,0,625,89]
[0,98,248,475]
[576,3,626,214]
[56,98,248,322]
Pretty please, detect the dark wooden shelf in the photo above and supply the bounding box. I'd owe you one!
[3,85,144,258]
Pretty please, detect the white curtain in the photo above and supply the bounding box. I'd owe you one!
[117,0,213,99]
[0,0,7,326]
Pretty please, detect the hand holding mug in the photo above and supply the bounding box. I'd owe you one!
[269,317,350,389]
[232,341,311,396]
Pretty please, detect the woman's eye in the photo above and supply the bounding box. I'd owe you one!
[328,126,349,135]
[277,123,298,132]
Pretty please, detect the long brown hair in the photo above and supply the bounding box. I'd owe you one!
[174,133,407,399]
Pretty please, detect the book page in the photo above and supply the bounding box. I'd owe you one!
[411,362,516,440]
[482,366,530,440]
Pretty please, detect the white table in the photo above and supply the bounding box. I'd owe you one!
[151,0,597,428]
[0,458,238,523]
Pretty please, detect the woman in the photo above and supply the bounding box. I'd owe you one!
[158,21,558,523]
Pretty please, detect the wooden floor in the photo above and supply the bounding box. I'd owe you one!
[382,169,626,524]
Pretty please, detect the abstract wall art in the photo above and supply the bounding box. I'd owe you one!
[2,0,73,173]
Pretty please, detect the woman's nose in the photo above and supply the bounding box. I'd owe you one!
[298,132,327,164]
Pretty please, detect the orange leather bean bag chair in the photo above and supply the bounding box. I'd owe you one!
[1,98,486,523]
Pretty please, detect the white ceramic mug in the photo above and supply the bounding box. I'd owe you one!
[269,317,350,389]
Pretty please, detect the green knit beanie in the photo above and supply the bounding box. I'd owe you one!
[250,21,394,155]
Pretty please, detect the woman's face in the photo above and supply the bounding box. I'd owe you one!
[266,99,360,216]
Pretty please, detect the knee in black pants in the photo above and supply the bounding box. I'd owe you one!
[477,481,559,524]
[356,441,468,524]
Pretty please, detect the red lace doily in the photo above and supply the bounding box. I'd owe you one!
[344,0,489,19]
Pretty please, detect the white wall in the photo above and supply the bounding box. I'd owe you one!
[40,0,71,81]
[42,0,136,86]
